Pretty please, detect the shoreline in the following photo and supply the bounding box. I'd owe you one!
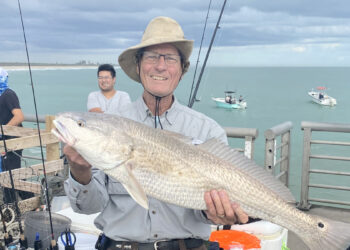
[2,65,99,71]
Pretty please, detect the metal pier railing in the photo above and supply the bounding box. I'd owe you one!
[264,122,293,186]
[22,114,55,161]
[224,127,259,159]
[298,121,350,210]
[24,114,46,123]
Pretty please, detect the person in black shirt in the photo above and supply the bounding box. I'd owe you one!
[0,67,33,203]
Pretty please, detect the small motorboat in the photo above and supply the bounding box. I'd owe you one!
[212,91,247,109]
[308,87,336,106]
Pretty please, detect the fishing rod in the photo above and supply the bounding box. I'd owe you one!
[188,0,227,108]
[16,0,58,249]
[0,125,27,248]
[188,0,212,105]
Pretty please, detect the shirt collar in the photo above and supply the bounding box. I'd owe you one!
[135,96,179,125]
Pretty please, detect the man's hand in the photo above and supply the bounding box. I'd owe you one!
[204,190,249,225]
[64,145,92,185]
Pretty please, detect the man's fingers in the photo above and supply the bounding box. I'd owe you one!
[219,190,235,218]
[232,202,249,223]
[211,190,225,217]
[204,191,214,213]
[63,145,91,168]
[204,190,249,225]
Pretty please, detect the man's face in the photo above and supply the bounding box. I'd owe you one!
[98,70,115,92]
[139,44,183,97]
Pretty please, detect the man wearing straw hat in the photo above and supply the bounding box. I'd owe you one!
[64,16,248,250]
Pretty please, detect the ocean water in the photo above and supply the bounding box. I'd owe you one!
[7,66,350,205]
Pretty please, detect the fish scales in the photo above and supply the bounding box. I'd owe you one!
[52,112,350,250]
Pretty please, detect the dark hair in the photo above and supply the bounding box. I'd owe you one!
[97,64,116,78]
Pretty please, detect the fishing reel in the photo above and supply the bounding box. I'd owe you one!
[0,205,16,226]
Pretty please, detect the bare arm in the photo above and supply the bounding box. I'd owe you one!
[7,108,24,126]
[204,190,249,225]
[63,145,92,185]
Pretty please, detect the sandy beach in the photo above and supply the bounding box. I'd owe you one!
[2,65,99,71]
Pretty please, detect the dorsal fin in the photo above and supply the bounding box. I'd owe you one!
[198,138,295,203]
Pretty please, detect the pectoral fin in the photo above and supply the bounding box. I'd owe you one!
[120,165,149,209]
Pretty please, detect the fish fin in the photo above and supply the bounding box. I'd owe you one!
[198,139,296,203]
[119,164,149,209]
[303,216,350,250]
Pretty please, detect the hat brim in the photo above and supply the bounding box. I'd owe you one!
[118,38,193,83]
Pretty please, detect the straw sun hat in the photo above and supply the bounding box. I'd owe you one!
[118,16,194,83]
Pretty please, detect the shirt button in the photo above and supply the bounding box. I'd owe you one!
[152,210,156,214]
[73,188,77,192]
[83,190,88,194]
[154,234,158,238]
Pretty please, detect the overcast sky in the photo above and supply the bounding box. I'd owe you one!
[2,0,350,66]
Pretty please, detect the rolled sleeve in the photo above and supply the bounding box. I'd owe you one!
[64,168,109,214]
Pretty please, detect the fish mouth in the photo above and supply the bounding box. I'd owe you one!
[51,120,76,146]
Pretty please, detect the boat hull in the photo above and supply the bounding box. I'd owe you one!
[308,91,337,106]
[212,97,247,109]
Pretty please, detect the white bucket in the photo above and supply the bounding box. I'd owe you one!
[211,220,288,250]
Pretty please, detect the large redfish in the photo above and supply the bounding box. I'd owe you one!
[52,112,350,250]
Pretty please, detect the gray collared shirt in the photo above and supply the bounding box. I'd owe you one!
[64,96,228,242]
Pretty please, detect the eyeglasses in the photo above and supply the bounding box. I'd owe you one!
[142,51,181,65]
[98,76,113,81]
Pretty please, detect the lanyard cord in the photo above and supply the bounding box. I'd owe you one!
[154,96,163,129]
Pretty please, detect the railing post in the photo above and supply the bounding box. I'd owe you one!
[264,138,276,175]
[244,136,254,159]
[45,115,60,161]
[224,127,258,159]
[299,127,312,210]
[264,121,293,186]
[280,131,290,186]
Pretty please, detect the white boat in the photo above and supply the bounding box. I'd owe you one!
[308,87,336,106]
[212,91,247,109]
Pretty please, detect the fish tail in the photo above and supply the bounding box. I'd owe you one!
[306,217,350,250]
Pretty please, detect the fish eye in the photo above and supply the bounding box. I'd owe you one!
[76,119,86,127]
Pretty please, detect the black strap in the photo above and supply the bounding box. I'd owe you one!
[95,233,109,250]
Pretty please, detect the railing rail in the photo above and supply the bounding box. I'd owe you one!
[24,114,46,123]
[298,121,350,210]
[1,115,62,196]
[22,114,52,161]
[224,127,259,159]
[264,121,293,186]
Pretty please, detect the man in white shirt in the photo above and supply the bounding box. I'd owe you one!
[87,64,131,114]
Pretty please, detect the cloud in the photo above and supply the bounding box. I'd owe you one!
[1,0,350,66]
[292,46,306,53]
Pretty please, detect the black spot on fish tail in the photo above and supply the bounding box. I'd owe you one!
[318,222,324,228]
